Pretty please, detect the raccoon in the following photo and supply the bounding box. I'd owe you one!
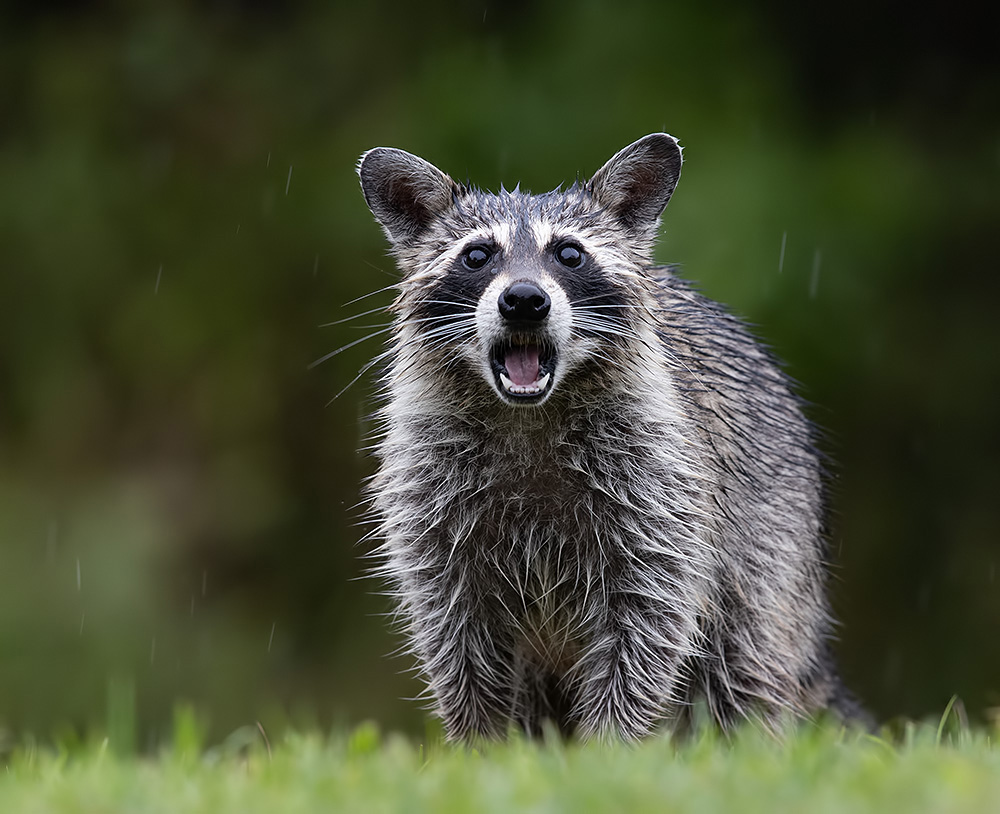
[356,134,861,741]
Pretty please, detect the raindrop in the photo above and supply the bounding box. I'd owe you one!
[266,151,271,168]
[155,264,163,295]
[268,622,276,653]
[809,249,822,299]
[79,611,85,635]
[778,231,787,274]
[313,254,320,277]
[285,165,293,196]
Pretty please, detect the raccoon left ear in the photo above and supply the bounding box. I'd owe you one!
[358,147,457,244]
[589,134,682,233]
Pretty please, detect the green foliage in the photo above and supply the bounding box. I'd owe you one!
[1,721,999,814]
[169,703,207,764]
[105,677,136,758]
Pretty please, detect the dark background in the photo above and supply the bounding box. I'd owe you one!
[1,0,998,744]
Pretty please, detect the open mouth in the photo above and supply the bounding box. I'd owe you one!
[490,334,556,401]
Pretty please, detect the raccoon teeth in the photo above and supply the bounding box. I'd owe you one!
[500,372,551,395]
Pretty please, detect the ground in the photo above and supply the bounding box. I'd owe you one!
[2,711,998,814]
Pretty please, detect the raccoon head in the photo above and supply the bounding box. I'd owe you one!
[358,134,682,407]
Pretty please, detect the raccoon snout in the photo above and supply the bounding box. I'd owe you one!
[498,282,551,322]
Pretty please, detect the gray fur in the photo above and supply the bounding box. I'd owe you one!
[356,134,861,741]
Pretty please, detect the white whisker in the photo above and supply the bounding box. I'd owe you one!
[308,327,394,369]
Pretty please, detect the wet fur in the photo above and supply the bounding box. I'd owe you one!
[357,135,861,740]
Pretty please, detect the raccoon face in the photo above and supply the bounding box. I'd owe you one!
[466,237,582,405]
[395,223,582,406]
[358,134,682,407]
[467,244,559,403]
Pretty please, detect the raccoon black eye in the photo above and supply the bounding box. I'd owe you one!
[462,246,492,270]
[555,243,584,269]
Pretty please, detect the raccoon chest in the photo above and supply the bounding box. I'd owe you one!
[407,432,647,548]
[450,458,605,596]
[475,452,596,528]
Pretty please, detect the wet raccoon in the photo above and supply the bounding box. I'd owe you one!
[356,134,860,741]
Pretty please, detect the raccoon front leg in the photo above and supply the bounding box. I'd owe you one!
[410,596,518,741]
[570,589,695,741]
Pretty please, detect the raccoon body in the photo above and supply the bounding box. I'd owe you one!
[357,134,859,740]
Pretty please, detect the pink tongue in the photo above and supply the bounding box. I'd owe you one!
[505,345,541,386]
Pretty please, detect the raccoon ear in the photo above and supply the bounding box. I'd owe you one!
[589,133,682,233]
[357,147,457,244]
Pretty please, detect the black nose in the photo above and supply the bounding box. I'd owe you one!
[498,281,551,322]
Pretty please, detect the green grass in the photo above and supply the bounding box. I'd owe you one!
[2,715,998,813]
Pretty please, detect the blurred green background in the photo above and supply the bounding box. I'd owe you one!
[1,1,998,745]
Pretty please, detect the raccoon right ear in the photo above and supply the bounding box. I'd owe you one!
[589,133,683,235]
[357,147,457,244]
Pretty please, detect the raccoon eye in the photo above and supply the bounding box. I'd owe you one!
[555,242,584,269]
[461,245,492,271]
